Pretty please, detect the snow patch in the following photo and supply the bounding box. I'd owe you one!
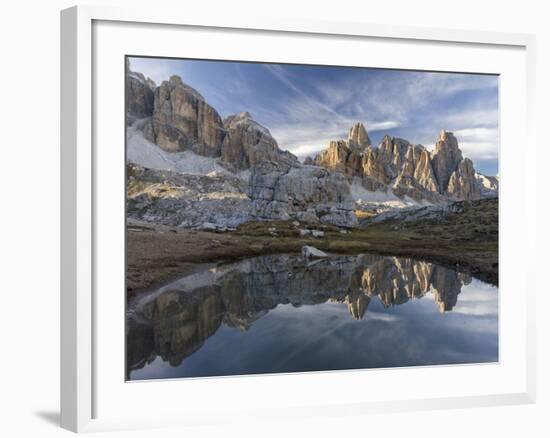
[127,123,248,181]
[351,178,423,209]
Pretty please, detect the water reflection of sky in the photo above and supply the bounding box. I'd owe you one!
[130,279,498,380]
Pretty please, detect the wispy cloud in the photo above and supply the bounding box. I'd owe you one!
[129,57,499,173]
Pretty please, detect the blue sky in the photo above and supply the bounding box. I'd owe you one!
[129,57,499,175]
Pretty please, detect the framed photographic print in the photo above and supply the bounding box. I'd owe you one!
[61,5,536,433]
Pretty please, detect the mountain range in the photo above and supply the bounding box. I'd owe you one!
[126,64,498,229]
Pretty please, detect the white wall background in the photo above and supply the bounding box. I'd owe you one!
[0,0,547,437]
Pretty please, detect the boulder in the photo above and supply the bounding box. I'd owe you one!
[301,245,328,259]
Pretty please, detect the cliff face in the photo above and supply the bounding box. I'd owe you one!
[126,67,155,124]
[314,124,482,202]
[126,66,496,230]
[130,70,298,169]
[221,112,298,171]
[146,75,226,156]
[248,161,358,227]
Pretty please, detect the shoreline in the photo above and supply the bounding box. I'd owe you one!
[126,219,498,297]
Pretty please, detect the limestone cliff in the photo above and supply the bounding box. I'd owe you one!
[314,125,483,202]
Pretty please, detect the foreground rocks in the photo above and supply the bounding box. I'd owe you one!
[126,163,252,228]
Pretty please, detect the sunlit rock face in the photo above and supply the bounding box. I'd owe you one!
[314,140,352,174]
[127,254,471,374]
[313,126,483,202]
[348,122,372,149]
[393,144,444,203]
[431,130,463,193]
[446,158,481,200]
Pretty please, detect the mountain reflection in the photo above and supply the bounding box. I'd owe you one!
[126,254,473,376]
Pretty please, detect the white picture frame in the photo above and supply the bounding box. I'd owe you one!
[60,4,537,433]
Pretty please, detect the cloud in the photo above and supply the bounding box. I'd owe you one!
[129,58,499,170]
[271,119,401,159]
[128,57,178,85]
[453,128,499,161]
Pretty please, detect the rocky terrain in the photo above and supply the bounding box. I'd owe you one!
[126,66,498,230]
[125,66,498,295]
[126,197,497,294]
[127,253,471,373]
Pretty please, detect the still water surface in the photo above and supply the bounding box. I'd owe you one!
[127,253,498,380]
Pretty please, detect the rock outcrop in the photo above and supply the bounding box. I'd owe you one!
[475,173,499,198]
[126,67,155,124]
[302,245,328,259]
[249,161,358,227]
[348,122,371,149]
[126,67,494,230]
[393,144,443,202]
[126,163,252,228]
[430,130,463,193]
[314,126,482,202]
[221,112,298,170]
[446,158,480,200]
[314,140,352,174]
[127,68,298,171]
[146,75,227,156]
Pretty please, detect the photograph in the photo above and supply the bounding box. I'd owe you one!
[125,56,499,381]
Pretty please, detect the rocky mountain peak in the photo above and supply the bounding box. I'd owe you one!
[223,112,267,134]
[146,74,224,155]
[431,130,463,193]
[163,75,205,102]
[234,111,252,120]
[348,122,371,149]
[168,74,183,86]
[221,112,298,171]
[312,124,483,203]
[126,67,156,124]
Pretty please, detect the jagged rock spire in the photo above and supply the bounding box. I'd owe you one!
[348,122,371,149]
[431,130,463,193]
